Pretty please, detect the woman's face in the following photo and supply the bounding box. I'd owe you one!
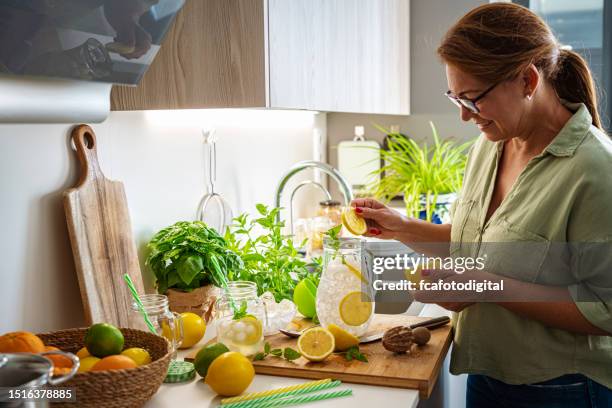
[445,64,528,142]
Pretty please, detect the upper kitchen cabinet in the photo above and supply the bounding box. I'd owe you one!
[111,0,266,110]
[111,0,410,114]
[268,0,410,115]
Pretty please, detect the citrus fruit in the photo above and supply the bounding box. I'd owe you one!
[0,331,45,353]
[339,291,373,326]
[76,347,90,359]
[78,356,101,373]
[91,355,138,371]
[205,351,254,396]
[327,324,360,351]
[343,259,368,284]
[84,323,124,358]
[178,312,207,349]
[293,278,317,318]
[194,343,230,378]
[229,316,262,346]
[297,327,335,362]
[404,266,430,285]
[341,207,367,235]
[42,346,73,369]
[121,347,152,366]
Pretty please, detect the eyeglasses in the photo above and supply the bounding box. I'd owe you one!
[445,82,500,114]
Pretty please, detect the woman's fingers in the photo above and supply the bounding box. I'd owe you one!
[353,206,380,220]
[351,198,386,209]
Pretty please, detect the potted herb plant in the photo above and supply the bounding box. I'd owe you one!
[371,122,473,223]
[145,221,243,322]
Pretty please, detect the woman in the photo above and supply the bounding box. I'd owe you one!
[354,3,612,407]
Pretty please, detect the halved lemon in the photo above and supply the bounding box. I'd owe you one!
[297,327,335,362]
[341,207,367,235]
[339,291,373,326]
[327,324,360,351]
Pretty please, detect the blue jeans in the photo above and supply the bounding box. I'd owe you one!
[467,374,612,408]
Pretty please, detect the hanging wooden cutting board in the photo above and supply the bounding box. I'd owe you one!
[64,124,144,327]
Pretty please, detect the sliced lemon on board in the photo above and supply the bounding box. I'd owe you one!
[341,207,367,235]
[339,291,373,326]
[297,327,335,362]
[327,324,360,351]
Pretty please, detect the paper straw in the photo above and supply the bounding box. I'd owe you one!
[222,381,342,408]
[123,274,156,334]
[242,389,353,408]
[221,379,332,405]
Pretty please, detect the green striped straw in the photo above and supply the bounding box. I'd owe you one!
[241,389,353,408]
[222,381,342,408]
[123,274,156,334]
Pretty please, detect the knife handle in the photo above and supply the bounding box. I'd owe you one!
[409,316,450,330]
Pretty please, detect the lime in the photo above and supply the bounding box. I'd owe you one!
[293,278,317,318]
[121,347,152,366]
[205,351,255,396]
[341,207,367,235]
[297,327,335,362]
[339,292,373,326]
[84,323,124,358]
[194,343,230,378]
[179,312,206,349]
[327,324,360,351]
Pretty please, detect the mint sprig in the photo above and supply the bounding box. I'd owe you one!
[254,342,301,361]
[343,346,368,362]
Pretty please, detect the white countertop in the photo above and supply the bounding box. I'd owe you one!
[146,304,449,408]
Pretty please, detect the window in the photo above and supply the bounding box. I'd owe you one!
[516,0,611,131]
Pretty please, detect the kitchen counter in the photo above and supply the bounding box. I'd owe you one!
[146,304,450,408]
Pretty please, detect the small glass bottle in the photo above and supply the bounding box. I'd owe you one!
[215,281,266,356]
[317,200,342,226]
[130,294,184,358]
[316,237,374,337]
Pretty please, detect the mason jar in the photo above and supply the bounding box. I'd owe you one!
[130,294,183,358]
[214,281,266,356]
[316,237,374,337]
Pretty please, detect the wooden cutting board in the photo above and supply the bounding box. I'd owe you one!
[64,124,144,327]
[188,314,452,399]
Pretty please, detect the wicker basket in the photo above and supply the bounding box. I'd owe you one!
[38,327,172,408]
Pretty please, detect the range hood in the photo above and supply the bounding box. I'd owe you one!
[0,0,185,85]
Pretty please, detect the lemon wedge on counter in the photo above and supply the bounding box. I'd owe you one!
[297,327,335,362]
[341,207,367,235]
[327,324,360,351]
[339,291,373,326]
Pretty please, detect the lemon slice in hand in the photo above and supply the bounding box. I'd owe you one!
[230,316,262,346]
[327,324,360,351]
[341,207,368,235]
[339,291,373,326]
[297,327,335,362]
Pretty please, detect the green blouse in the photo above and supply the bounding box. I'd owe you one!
[450,102,612,387]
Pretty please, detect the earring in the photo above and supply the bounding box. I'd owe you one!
[526,94,532,101]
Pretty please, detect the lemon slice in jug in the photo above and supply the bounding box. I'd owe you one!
[341,207,368,236]
[339,291,373,326]
[230,316,262,346]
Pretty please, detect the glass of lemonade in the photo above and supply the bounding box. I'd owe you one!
[316,237,374,337]
[214,281,266,356]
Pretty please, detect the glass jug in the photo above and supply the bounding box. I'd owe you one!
[130,294,184,358]
[215,281,266,356]
[316,237,374,337]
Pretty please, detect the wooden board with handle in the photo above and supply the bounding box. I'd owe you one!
[188,314,452,399]
[64,124,144,327]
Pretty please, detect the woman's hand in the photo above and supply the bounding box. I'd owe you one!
[350,198,410,240]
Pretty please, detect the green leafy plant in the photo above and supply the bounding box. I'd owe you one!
[224,204,322,302]
[254,342,301,361]
[343,346,368,362]
[146,221,243,294]
[370,122,473,222]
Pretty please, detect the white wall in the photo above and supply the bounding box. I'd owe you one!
[0,109,324,333]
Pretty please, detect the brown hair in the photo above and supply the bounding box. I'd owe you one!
[438,3,602,129]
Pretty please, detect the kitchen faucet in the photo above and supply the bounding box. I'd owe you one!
[274,160,354,234]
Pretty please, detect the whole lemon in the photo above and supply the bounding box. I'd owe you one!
[84,323,124,358]
[121,347,152,366]
[179,312,206,349]
[194,343,229,378]
[205,352,254,396]
[78,356,100,373]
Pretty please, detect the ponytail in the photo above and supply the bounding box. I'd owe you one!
[552,49,602,129]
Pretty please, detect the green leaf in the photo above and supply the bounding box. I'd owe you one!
[232,301,248,320]
[176,255,203,285]
[345,346,368,363]
[270,349,283,357]
[253,353,265,361]
[256,203,268,215]
[283,348,301,361]
[264,342,271,354]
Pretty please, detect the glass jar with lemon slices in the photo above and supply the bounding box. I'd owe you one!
[214,281,266,356]
[315,236,374,337]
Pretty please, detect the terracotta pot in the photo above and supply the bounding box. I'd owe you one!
[166,285,219,323]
